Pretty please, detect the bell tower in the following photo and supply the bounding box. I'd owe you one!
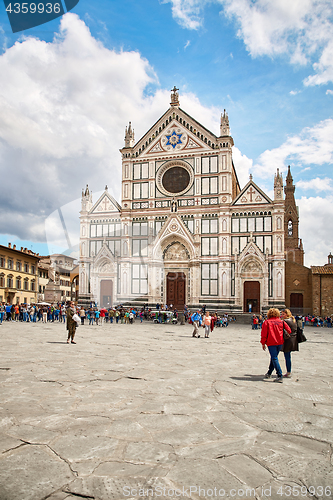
[284,166,304,265]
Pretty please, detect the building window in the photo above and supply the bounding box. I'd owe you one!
[232,236,248,254]
[132,222,148,236]
[90,240,103,256]
[232,218,240,232]
[133,162,149,180]
[24,263,29,273]
[31,265,35,275]
[201,219,218,234]
[7,275,13,288]
[132,264,148,294]
[0,257,5,268]
[201,237,218,256]
[201,156,218,174]
[201,263,218,296]
[107,240,121,257]
[264,236,272,254]
[31,281,35,291]
[23,279,29,291]
[132,239,148,257]
[155,219,166,235]
[16,277,21,289]
[288,219,293,236]
[201,177,218,195]
[16,261,21,271]
[0,274,4,287]
[7,259,13,270]
[133,182,149,199]
[183,219,194,233]
[90,223,121,238]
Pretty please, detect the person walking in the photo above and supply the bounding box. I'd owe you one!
[203,311,212,338]
[0,302,5,325]
[280,308,298,378]
[66,302,77,343]
[42,306,48,323]
[261,308,291,383]
[191,310,202,338]
[79,307,86,325]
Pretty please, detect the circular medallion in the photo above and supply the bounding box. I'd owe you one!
[156,160,194,197]
[222,196,227,202]
[162,167,190,194]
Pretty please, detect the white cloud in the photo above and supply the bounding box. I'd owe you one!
[253,119,333,178]
[232,146,252,187]
[164,0,333,84]
[296,177,333,192]
[161,0,206,30]
[289,90,301,95]
[326,89,333,95]
[297,196,333,266]
[0,14,223,245]
[184,40,191,50]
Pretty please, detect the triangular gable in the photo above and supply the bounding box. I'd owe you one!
[231,180,272,206]
[93,241,115,264]
[90,190,121,215]
[143,123,207,156]
[129,107,219,159]
[238,239,266,261]
[153,214,195,258]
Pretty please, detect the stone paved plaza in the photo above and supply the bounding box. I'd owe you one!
[0,320,332,500]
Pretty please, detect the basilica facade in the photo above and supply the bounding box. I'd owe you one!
[79,88,289,313]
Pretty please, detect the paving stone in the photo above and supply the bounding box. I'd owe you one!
[0,321,332,499]
[0,445,74,500]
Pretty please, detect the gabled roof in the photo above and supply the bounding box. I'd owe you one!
[231,179,272,206]
[238,238,266,261]
[122,106,232,159]
[89,189,121,215]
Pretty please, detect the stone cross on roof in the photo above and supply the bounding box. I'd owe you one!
[170,86,180,107]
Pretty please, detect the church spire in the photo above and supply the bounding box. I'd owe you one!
[274,168,283,200]
[284,166,304,265]
[220,109,230,136]
[124,122,135,148]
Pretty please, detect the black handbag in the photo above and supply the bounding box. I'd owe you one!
[297,326,307,343]
[283,321,291,340]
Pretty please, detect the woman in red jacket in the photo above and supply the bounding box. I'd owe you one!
[261,308,291,383]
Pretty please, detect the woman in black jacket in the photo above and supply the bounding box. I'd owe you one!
[281,308,298,378]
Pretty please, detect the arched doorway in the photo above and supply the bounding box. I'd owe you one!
[244,281,260,313]
[167,272,185,310]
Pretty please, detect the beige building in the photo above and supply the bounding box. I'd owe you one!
[0,243,39,304]
[79,88,286,313]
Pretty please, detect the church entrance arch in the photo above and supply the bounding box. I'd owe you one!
[167,272,185,310]
[100,280,113,308]
[243,281,260,313]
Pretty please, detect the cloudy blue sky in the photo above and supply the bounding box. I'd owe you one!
[0,0,332,265]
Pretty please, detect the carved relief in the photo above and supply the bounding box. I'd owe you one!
[163,242,190,261]
[241,260,263,278]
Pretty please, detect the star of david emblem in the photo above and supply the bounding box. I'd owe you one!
[166,130,182,149]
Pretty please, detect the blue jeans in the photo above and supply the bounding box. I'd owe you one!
[284,351,291,373]
[267,345,283,378]
[0,312,3,324]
